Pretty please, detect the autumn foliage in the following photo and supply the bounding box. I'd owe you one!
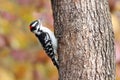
[0,0,57,80]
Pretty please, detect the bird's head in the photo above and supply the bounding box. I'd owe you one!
[29,19,42,34]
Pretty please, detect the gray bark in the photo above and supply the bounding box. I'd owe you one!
[51,0,115,80]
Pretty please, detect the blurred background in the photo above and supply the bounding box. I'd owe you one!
[0,0,119,80]
[0,0,57,80]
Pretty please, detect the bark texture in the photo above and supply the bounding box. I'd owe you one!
[51,0,115,80]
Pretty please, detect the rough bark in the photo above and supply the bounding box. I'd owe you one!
[51,0,115,80]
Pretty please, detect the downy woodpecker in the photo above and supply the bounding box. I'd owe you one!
[29,19,59,69]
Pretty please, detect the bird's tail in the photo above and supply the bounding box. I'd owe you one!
[52,56,59,70]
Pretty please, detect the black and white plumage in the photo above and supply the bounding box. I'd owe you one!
[29,19,59,69]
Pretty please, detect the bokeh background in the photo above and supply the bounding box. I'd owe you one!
[0,0,120,80]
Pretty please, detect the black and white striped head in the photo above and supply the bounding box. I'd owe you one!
[29,19,42,34]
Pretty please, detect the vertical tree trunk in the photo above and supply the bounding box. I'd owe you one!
[51,0,115,80]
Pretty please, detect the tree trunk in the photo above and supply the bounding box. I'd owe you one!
[51,0,115,80]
